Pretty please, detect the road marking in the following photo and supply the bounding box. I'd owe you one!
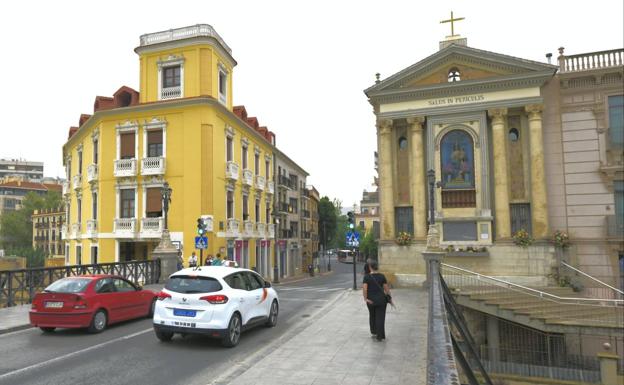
[278,298,328,302]
[0,328,152,380]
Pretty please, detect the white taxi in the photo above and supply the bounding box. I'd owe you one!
[153,266,279,347]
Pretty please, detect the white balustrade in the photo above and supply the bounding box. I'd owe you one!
[62,181,70,196]
[266,181,275,195]
[242,169,253,187]
[141,157,166,176]
[226,161,239,181]
[561,49,624,73]
[114,159,137,177]
[72,174,82,190]
[141,217,163,237]
[87,164,98,183]
[71,222,81,236]
[86,219,98,237]
[139,24,232,54]
[255,175,266,191]
[256,223,266,238]
[227,218,240,235]
[161,86,181,100]
[61,224,68,240]
[114,218,137,236]
[268,224,276,239]
[243,221,254,237]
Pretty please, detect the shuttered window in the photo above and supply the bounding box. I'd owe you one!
[120,133,135,159]
[147,130,163,157]
[146,188,162,217]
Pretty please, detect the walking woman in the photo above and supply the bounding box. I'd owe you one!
[362,260,391,341]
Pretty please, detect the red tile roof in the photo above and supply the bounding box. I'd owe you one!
[0,180,62,191]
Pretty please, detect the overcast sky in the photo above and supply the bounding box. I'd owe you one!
[0,0,622,208]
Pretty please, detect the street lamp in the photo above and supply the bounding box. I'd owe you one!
[427,169,436,226]
[271,209,280,283]
[161,182,172,230]
[323,220,331,271]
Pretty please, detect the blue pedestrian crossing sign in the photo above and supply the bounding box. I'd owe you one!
[195,236,208,249]
[346,231,360,247]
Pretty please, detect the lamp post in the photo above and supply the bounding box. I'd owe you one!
[271,209,280,283]
[161,182,172,231]
[427,169,436,226]
[324,220,331,272]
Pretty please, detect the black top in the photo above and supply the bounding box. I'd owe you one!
[363,273,387,306]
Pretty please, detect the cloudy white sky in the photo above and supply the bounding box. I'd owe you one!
[0,0,622,208]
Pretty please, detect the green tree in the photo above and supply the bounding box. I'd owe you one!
[359,229,378,260]
[318,197,337,250]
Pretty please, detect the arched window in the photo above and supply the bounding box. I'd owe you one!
[448,67,461,82]
[509,128,519,142]
[440,130,474,189]
[398,137,408,150]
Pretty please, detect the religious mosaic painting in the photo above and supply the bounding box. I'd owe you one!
[440,130,475,189]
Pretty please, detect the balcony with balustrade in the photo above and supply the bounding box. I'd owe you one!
[86,219,98,238]
[267,224,275,239]
[266,181,275,195]
[242,169,253,188]
[141,217,163,238]
[114,159,137,177]
[62,181,70,196]
[86,164,98,183]
[226,161,239,182]
[226,218,240,237]
[71,222,81,238]
[255,175,266,191]
[60,224,67,240]
[72,174,82,190]
[141,157,166,176]
[243,221,254,238]
[256,223,266,238]
[161,86,181,100]
[114,218,137,237]
[559,48,624,73]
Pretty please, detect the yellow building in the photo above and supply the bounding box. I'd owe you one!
[62,25,278,277]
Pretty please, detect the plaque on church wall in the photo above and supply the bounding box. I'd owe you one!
[440,130,475,189]
[443,221,477,241]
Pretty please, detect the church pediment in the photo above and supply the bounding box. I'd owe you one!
[365,44,557,98]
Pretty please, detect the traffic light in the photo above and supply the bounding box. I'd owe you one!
[197,218,205,236]
[347,211,355,229]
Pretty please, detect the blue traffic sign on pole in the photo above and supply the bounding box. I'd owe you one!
[195,236,208,249]
[346,231,360,247]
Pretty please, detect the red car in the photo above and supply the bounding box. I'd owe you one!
[29,275,157,333]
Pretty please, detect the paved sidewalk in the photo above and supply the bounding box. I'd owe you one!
[0,283,164,334]
[224,287,429,385]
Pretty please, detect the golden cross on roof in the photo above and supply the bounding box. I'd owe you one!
[440,11,465,38]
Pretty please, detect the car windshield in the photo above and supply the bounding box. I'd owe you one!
[44,278,92,293]
[165,276,222,294]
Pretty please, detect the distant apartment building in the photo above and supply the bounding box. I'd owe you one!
[0,159,44,180]
[357,189,380,239]
[305,186,320,259]
[32,208,66,259]
[0,177,62,216]
[274,150,309,277]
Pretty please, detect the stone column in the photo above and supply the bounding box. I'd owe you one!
[488,108,511,239]
[526,104,549,239]
[152,229,179,282]
[378,119,395,240]
[408,117,427,239]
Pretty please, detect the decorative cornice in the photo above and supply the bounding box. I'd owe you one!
[144,117,167,130]
[225,125,235,138]
[116,120,139,132]
[241,136,250,147]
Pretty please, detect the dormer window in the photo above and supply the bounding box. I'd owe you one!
[157,56,185,100]
[448,67,461,82]
[218,66,228,104]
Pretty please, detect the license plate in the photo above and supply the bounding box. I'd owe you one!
[45,301,63,308]
[173,309,196,317]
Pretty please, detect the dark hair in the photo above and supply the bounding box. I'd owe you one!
[369,261,379,271]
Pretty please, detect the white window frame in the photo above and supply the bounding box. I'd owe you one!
[116,183,138,220]
[157,56,185,101]
[142,181,165,218]
[143,118,167,158]
[116,121,139,160]
[218,64,228,105]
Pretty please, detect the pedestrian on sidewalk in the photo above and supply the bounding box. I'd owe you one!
[362,260,391,341]
[188,251,198,268]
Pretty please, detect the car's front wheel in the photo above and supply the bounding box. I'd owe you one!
[265,300,278,327]
[154,328,174,342]
[87,310,107,333]
[222,313,241,347]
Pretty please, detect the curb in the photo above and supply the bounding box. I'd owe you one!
[207,288,348,385]
[0,324,32,335]
[275,270,335,285]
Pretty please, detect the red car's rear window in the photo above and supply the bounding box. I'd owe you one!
[44,278,92,293]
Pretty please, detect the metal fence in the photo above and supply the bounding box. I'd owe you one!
[559,261,624,300]
[0,260,161,308]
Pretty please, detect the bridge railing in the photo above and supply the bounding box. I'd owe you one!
[0,260,161,308]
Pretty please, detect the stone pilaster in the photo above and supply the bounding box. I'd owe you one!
[377,119,395,240]
[488,108,511,239]
[407,117,427,239]
[526,104,549,239]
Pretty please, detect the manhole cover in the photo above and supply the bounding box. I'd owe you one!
[301,314,310,318]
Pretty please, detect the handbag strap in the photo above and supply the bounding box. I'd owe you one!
[369,273,385,293]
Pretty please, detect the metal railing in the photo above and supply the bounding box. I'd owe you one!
[560,261,624,300]
[0,260,160,308]
[441,263,624,327]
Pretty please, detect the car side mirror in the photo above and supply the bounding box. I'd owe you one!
[264,281,272,288]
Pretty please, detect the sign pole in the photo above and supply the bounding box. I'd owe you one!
[200,248,203,266]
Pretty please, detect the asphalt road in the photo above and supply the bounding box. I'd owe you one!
[0,257,360,385]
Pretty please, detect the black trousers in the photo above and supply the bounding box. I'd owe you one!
[367,303,387,339]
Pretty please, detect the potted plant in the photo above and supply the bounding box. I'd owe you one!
[512,229,533,247]
[395,231,412,246]
[552,230,570,249]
